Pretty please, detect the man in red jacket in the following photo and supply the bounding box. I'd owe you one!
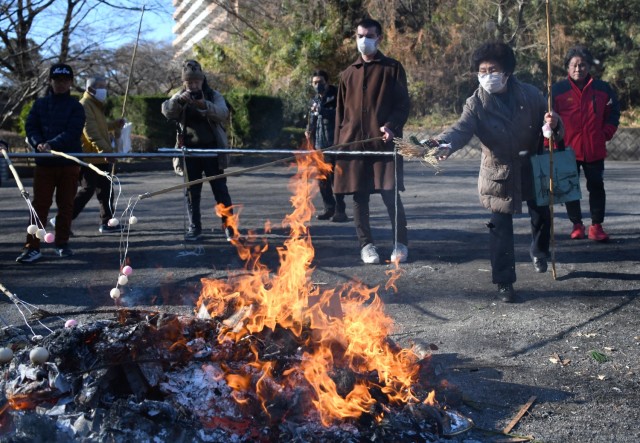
[552,46,620,241]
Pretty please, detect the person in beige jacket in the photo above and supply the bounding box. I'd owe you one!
[65,75,124,233]
[161,60,234,242]
[435,42,563,303]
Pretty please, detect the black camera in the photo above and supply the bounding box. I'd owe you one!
[190,91,203,100]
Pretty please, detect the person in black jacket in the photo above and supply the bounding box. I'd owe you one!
[17,63,85,264]
[304,69,347,222]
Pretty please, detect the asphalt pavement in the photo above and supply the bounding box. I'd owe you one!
[1,158,639,442]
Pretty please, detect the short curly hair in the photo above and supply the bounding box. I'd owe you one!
[471,42,516,74]
[564,45,594,68]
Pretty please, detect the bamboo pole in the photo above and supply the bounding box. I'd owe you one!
[1,147,29,198]
[545,0,557,280]
[139,136,383,200]
[121,5,145,120]
[113,6,145,184]
[50,150,110,177]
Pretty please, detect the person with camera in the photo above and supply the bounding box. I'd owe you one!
[161,60,235,242]
[304,69,347,222]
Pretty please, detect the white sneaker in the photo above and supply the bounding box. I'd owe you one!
[49,217,56,228]
[390,243,409,263]
[360,243,380,264]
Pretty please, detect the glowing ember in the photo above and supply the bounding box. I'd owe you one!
[196,149,428,425]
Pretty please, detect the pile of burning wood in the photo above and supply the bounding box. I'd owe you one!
[2,149,475,442]
[1,309,472,442]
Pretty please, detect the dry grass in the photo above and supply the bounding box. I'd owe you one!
[394,137,446,174]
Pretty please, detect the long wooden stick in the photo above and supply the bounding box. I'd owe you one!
[121,5,145,120]
[545,0,557,280]
[139,136,383,200]
[1,147,28,197]
[0,282,20,304]
[50,150,110,178]
[114,6,145,186]
[503,396,537,434]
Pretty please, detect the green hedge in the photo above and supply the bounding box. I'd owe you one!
[106,95,175,150]
[16,92,285,151]
[225,91,284,148]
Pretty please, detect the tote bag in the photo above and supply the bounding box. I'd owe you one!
[116,121,133,153]
[530,147,582,206]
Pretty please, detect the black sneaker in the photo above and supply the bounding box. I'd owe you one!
[497,283,516,303]
[54,245,73,257]
[99,224,123,234]
[533,257,548,273]
[316,209,335,220]
[185,226,202,242]
[331,212,348,223]
[16,248,42,264]
[224,226,238,242]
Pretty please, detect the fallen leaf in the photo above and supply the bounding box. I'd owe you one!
[578,332,598,338]
[549,353,570,366]
[597,374,606,380]
[589,350,609,363]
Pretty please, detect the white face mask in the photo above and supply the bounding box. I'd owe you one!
[93,88,108,102]
[478,72,508,94]
[357,36,378,56]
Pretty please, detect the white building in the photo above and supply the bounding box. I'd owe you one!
[172,0,239,57]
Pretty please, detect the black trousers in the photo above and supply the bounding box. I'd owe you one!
[184,157,233,229]
[73,164,114,225]
[352,189,407,248]
[489,201,550,284]
[318,175,345,213]
[566,159,605,225]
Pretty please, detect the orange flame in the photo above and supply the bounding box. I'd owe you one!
[385,261,405,293]
[196,148,423,425]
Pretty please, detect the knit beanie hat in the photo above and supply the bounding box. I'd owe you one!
[182,60,205,81]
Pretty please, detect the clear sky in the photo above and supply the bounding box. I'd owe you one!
[25,1,176,49]
[139,1,175,44]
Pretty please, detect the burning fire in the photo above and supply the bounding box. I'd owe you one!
[197,148,427,425]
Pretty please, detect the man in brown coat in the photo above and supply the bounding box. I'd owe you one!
[334,18,410,264]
